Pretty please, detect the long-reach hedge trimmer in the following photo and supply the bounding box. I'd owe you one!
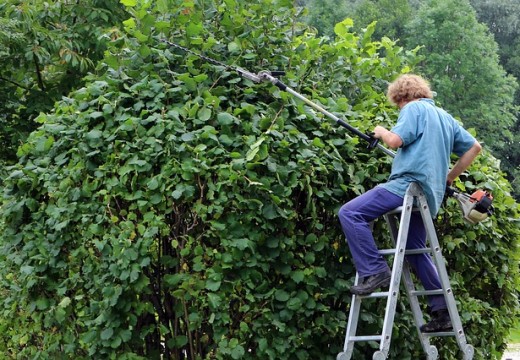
[162,39,495,223]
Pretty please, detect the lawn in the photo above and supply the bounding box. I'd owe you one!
[509,327,520,344]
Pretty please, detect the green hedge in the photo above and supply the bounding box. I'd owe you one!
[0,1,518,359]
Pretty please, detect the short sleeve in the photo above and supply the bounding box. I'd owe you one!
[452,124,476,157]
[390,102,424,147]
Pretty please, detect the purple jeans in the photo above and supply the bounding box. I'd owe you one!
[338,186,446,311]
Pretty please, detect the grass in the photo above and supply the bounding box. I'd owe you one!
[509,327,520,344]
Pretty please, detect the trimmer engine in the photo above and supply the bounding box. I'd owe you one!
[446,187,494,224]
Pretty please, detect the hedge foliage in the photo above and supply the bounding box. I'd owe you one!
[0,0,518,359]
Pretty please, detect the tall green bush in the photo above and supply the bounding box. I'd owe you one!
[0,1,518,359]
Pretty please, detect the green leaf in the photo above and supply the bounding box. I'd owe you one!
[134,30,149,42]
[291,270,305,283]
[198,107,212,121]
[217,112,234,125]
[35,298,50,310]
[334,18,354,38]
[100,328,114,341]
[164,273,188,287]
[58,297,71,308]
[147,177,160,190]
[286,297,301,310]
[139,45,152,57]
[275,289,290,302]
[207,293,222,309]
[120,0,137,6]
[156,0,168,13]
[187,22,203,37]
[230,238,251,250]
[245,146,259,162]
[123,18,136,30]
[262,204,277,219]
[206,278,221,291]
[231,344,245,359]
[228,41,241,53]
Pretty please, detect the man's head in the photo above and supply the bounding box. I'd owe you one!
[387,74,433,107]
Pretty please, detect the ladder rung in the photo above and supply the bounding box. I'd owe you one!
[422,331,456,337]
[385,206,420,215]
[361,291,390,298]
[378,249,396,255]
[405,248,432,255]
[386,206,403,215]
[378,248,431,256]
[411,289,445,296]
[349,335,382,342]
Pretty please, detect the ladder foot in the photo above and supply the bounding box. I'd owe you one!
[372,350,386,360]
[336,351,349,360]
[427,345,438,360]
[463,344,474,360]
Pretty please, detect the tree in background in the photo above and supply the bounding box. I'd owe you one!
[0,0,128,165]
[301,0,413,40]
[469,0,520,197]
[405,0,519,195]
[300,0,349,38]
[469,0,520,100]
[342,0,412,41]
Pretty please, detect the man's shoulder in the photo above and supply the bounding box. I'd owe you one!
[401,99,435,113]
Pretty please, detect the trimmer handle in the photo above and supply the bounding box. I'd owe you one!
[366,132,380,149]
[269,71,285,78]
[445,186,456,197]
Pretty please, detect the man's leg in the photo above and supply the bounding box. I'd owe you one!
[338,187,404,294]
[405,213,447,311]
[406,213,452,332]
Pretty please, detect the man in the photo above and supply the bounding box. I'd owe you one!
[338,74,482,332]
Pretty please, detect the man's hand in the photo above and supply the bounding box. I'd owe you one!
[373,126,403,149]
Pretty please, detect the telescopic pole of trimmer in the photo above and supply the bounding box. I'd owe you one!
[257,71,396,158]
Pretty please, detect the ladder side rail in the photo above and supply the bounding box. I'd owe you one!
[412,185,473,358]
[341,272,362,358]
[384,211,437,359]
[377,190,414,355]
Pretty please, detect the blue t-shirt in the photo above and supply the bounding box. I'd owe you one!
[379,98,476,216]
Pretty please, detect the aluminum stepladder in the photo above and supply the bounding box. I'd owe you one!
[337,183,474,360]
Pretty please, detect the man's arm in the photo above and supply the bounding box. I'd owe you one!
[447,141,482,185]
[373,125,403,149]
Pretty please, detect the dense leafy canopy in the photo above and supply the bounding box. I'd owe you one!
[0,1,518,360]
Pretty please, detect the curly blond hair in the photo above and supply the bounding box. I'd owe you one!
[386,74,433,105]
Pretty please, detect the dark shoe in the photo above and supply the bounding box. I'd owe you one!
[350,270,391,295]
[420,309,453,333]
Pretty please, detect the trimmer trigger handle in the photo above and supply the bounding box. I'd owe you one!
[367,132,379,149]
[270,71,285,77]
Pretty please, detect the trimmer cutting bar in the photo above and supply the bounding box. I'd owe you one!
[162,40,393,156]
